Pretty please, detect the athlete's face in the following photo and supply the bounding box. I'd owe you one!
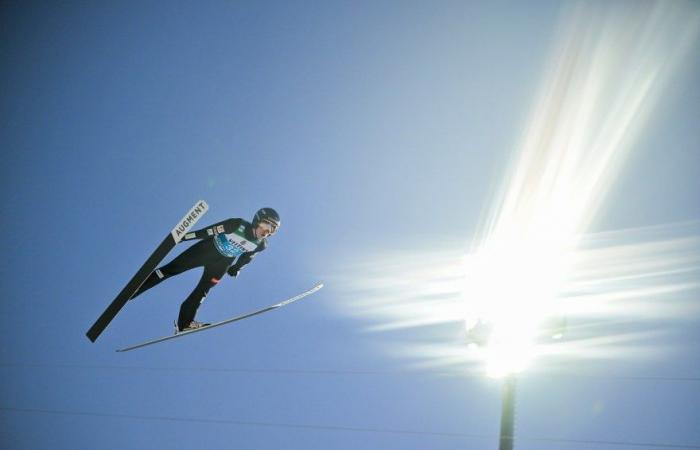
[254,221,276,239]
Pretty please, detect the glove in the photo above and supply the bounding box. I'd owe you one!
[227,266,240,278]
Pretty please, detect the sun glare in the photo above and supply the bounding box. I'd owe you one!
[463,1,699,377]
[331,1,700,377]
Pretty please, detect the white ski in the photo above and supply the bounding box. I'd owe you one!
[116,283,324,352]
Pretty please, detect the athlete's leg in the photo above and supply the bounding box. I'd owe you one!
[176,261,230,330]
[130,240,213,300]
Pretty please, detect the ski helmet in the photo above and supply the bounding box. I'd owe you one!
[253,207,281,234]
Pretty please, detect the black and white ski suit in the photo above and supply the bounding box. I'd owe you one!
[131,218,267,329]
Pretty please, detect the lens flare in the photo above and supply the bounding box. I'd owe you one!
[328,1,700,377]
[465,1,699,376]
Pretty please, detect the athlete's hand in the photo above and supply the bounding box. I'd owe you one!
[227,267,239,278]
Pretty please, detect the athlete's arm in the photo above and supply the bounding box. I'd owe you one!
[227,240,267,277]
[181,218,243,241]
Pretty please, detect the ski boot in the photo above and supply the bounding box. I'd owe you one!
[174,320,211,333]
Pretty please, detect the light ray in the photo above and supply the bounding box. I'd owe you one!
[456,1,699,376]
[328,1,700,376]
[330,224,700,369]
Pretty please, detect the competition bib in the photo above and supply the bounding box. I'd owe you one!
[213,224,260,257]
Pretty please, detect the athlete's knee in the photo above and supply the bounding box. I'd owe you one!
[159,263,183,278]
[130,269,167,300]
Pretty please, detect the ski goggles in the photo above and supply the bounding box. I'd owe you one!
[256,220,278,236]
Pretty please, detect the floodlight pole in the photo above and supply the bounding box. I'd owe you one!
[499,374,517,450]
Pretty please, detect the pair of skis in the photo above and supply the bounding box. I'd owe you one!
[116,283,323,352]
[85,200,322,352]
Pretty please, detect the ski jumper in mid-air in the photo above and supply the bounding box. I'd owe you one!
[129,208,281,332]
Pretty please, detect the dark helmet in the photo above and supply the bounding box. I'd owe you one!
[253,207,281,233]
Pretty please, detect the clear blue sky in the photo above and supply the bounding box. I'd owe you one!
[1,1,699,449]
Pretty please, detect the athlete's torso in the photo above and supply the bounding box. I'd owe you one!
[212,220,264,258]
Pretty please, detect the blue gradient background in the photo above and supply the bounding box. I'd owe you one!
[1,1,698,449]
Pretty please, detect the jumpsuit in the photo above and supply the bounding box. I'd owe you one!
[130,218,267,330]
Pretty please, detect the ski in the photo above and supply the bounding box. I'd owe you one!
[116,283,323,352]
[86,200,209,342]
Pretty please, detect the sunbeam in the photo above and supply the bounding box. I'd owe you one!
[331,1,700,377]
